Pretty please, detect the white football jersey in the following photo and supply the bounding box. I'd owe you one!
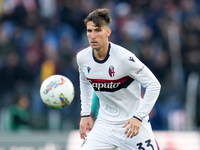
[76,42,161,124]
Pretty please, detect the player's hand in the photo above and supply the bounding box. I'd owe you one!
[79,116,94,140]
[122,117,142,138]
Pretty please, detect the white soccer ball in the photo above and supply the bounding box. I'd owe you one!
[40,75,75,109]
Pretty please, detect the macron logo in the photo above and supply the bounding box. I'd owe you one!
[87,67,91,73]
[129,57,135,62]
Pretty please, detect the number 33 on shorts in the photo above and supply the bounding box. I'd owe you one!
[136,139,160,150]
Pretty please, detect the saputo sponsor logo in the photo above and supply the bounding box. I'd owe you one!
[86,76,134,92]
[88,80,120,90]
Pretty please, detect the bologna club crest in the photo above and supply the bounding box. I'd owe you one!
[109,66,115,77]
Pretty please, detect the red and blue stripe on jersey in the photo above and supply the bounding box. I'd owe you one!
[86,76,134,92]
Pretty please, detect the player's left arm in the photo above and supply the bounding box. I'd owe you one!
[123,53,161,138]
[123,116,142,138]
[126,54,161,121]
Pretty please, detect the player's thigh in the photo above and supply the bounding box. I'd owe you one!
[80,122,117,150]
[121,121,159,150]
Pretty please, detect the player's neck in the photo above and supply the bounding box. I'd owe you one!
[93,42,109,61]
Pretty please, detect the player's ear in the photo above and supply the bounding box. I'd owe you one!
[106,28,111,38]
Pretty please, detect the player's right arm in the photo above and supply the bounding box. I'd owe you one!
[79,116,94,139]
[76,52,94,138]
[76,52,93,117]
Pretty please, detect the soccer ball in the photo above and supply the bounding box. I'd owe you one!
[40,75,75,109]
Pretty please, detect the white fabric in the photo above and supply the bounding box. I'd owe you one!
[80,119,158,150]
[76,42,161,123]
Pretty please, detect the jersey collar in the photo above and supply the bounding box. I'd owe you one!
[92,43,111,64]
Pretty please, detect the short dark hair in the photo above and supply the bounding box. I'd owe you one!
[84,8,112,27]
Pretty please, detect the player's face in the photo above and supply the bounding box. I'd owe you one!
[86,21,111,51]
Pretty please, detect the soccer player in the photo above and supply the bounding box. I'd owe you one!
[76,8,161,150]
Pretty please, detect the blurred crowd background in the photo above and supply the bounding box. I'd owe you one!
[0,0,200,132]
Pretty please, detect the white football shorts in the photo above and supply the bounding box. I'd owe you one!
[80,119,160,150]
